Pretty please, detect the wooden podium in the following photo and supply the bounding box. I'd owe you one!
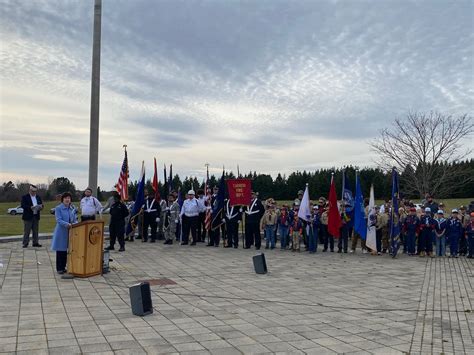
[67,220,104,277]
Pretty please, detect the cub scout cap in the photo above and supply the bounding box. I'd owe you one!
[437,210,444,214]
[470,212,474,217]
[452,209,459,213]
[424,207,431,212]
[187,190,195,195]
[298,190,304,195]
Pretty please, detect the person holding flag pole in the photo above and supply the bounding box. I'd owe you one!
[298,184,315,252]
[389,168,402,257]
[327,173,342,251]
[125,161,145,242]
[366,184,377,254]
[351,170,367,253]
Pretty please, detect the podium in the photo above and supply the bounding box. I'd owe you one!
[67,220,104,277]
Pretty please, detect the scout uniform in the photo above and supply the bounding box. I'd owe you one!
[434,210,448,257]
[448,209,463,257]
[261,206,278,249]
[403,208,419,255]
[224,199,241,248]
[290,216,303,252]
[465,212,474,258]
[142,194,161,243]
[419,208,435,257]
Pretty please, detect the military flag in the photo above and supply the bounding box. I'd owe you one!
[211,170,226,230]
[328,174,342,237]
[354,170,367,239]
[152,158,160,201]
[366,184,377,252]
[126,162,145,237]
[390,168,401,257]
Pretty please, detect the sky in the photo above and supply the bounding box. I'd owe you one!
[1,0,473,190]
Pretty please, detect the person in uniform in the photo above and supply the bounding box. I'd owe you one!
[458,206,468,256]
[424,195,439,218]
[197,189,208,243]
[434,210,448,257]
[290,214,303,252]
[223,198,242,248]
[380,205,390,253]
[244,191,265,249]
[180,190,200,245]
[448,209,463,258]
[309,206,320,253]
[106,192,129,252]
[208,186,224,247]
[261,204,278,249]
[142,189,161,243]
[294,190,303,206]
[80,187,102,222]
[164,193,180,245]
[403,207,419,256]
[419,207,435,257]
[321,203,333,252]
[465,212,474,258]
[277,205,290,250]
[157,197,167,241]
[21,185,44,248]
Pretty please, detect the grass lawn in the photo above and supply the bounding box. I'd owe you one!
[0,201,110,237]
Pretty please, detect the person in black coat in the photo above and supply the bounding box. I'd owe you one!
[106,192,129,252]
[142,189,161,243]
[21,185,44,248]
[244,191,265,249]
[224,199,242,248]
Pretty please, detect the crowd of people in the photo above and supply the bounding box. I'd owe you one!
[19,185,474,275]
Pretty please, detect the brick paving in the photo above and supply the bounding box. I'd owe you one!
[0,240,472,354]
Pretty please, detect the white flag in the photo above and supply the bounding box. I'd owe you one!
[366,184,377,252]
[298,185,311,222]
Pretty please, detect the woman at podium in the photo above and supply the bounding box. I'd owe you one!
[51,192,78,274]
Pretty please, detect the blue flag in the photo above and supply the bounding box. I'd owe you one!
[390,168,401,257]
[342,170,354,228]
[353,171,367,239]
[126,162,145,236]
[211,171,226,230]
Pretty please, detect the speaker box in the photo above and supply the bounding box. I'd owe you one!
[129,282,153,316]
[253,253,268,274]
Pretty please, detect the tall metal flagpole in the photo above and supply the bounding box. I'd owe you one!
[88,0,102,195]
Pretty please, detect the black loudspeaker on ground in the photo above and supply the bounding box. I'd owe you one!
[129,282,153,316]
[253,253,268,274]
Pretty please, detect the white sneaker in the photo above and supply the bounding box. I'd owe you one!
[362,249,368,254]
[349,250,354,253]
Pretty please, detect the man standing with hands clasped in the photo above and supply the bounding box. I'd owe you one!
[21,185,44,248]
[80,188,102,222]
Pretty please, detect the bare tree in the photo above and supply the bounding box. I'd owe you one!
[371,112,474,198]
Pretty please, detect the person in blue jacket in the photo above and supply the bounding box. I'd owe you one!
[448,209,463,258]
[466,212,474,259]
[419,207,435,257]
[308,206,320,253]
[434,210,448,257]
[402,207,419,256]
[51,192,78,274]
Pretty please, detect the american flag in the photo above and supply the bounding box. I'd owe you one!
[116,148,129,201]
[204,165,211,231]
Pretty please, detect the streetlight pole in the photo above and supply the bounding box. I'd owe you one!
[88,0,102,194]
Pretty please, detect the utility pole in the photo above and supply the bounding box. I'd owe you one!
[88,0,102,194]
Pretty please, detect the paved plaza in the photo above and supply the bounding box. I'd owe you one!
[0,239,473,354]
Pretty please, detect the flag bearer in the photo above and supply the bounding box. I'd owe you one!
[142,189,161,243]
[309,206,320,253]
[224,199,241,248]
[164,194,180,245]
[244,191,265,249]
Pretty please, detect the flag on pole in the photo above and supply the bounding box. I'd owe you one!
[354,171,367,239]
[297,184,311,222]
[390,168,401,257]
[342,170,354,226]
[328,174,342,237]
[116,147,129,201]
[168,164,173,193]
[152,158,160,201]
[211,170,226,230]
[126,162,145,236]
[366,184,377,252]
[204,165,211,231]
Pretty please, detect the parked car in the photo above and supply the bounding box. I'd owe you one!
[7,206,23,215]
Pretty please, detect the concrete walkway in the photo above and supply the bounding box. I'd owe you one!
[0,239,472,354]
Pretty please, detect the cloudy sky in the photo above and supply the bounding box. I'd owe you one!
[1,0,473,190]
